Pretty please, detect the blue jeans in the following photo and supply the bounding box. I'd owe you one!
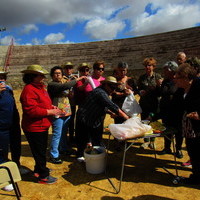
[0,130,10,164]
[50,116,71,158]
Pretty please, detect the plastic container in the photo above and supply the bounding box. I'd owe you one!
[84,146,106,174]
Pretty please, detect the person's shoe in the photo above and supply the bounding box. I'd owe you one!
[181,160,192,167]
[141,142,149,149]
[2,184,14,191]
[149,142,156,149]
[34,168,52,178]
[50,157,63,164]
[77,156,85,162]
[175,150,183,159]
[158,149,172,155]
[38,175,57,184]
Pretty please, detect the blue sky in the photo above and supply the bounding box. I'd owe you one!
[0,0,200,46]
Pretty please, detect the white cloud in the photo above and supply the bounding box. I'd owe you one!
[0,35,14,45]
[85,18,126,40]
[44,32,65,44]
[62,40,75,44]
[0,0,200,43]
[32,38,42,45]
[21,24,38,34]
[130,3,200,36]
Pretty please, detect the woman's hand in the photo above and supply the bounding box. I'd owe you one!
[124,88,132,96]
[156,78,163,87]
[76,76,87,82]
[47,108,65,116]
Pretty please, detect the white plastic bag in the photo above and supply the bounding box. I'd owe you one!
[122,92,142,116]
[87,76,96,89]
[108,117,151,140]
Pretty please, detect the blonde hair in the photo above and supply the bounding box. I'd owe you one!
[143,57,157,67]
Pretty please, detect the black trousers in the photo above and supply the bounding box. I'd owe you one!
[186,137,200,180]
[10,124,21,166]
[75,119,103,157]
[25,131,49,178]
[164,129,183,151]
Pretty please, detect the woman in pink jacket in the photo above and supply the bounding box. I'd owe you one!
[20,65,63,184]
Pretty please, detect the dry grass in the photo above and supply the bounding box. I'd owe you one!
[1,90,200,200]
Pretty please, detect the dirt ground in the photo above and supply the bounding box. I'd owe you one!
[1,90,200,200]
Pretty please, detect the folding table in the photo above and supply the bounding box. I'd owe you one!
[105,130,178,193]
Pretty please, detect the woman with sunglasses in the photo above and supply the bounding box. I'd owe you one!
[74,61,105,106]
[91,60,105,86]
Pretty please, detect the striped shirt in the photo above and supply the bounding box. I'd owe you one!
[76,87,119,128]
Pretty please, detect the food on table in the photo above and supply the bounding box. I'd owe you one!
[149,121,166,133]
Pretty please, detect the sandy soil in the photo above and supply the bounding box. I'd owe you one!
[0,90,200,200]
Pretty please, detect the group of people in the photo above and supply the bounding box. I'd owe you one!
[1,52,200,189]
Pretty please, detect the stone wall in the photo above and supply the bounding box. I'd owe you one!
[0,26,200,89]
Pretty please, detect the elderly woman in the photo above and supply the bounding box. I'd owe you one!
[175,63,200,185]
[112,61,138,124]
[138,57,163,149]
[20,65,63,184]
[47,66,85,163]
[75,76,129,162]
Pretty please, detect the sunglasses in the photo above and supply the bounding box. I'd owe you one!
[96,67,104,71]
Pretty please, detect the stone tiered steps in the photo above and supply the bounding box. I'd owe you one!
[0,26,199,89]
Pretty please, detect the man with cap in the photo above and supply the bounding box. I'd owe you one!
[0,67,21,191]
[158,61,184,158]
[75,76,130,162]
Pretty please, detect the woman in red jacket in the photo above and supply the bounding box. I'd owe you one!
[20,65,63,184]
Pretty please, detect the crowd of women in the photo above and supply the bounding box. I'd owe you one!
[0,52,200,190]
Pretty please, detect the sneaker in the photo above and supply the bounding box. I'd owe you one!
[158,149,172,155]
[50,157,63,164]
[141,142,149,149]
[34,168,52,178]
[181,160,192,167]
[175,150,183,159]
[38,175,57,184]
[77,156,85,162]
[2,184,14,191]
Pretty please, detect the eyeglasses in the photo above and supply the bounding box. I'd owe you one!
[96,67,104,71]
